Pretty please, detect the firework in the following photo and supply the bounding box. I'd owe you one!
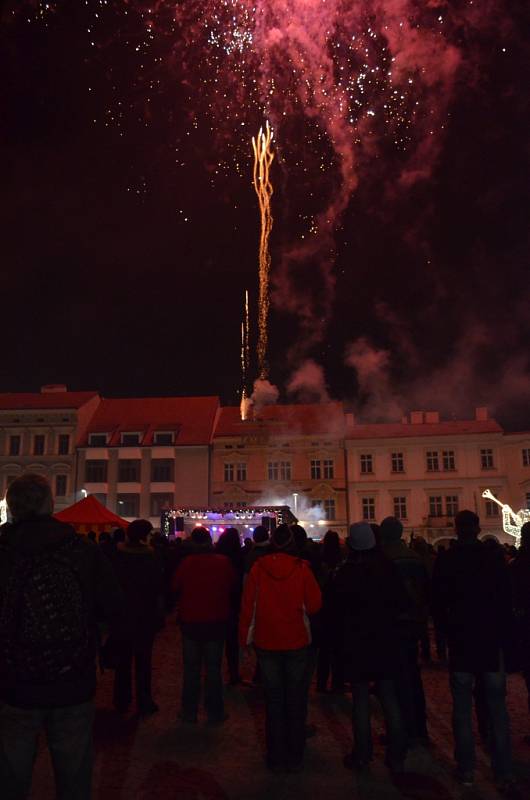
[240,288,251,419]
[252,121,274,380]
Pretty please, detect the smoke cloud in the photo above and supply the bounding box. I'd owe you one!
[251,377,280,414]
[287,359,330,403]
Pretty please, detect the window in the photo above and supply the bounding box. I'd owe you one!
[93,493,107,507]
[360,454,373,474]
[443,450,456,471]
[151,459,174,482]
[280,461,292,480]
[8,435,20,456]
[445,495,459,517]
[58,434,70,455]
[393,496,407,520]
[429,496,443,517]
[481,449,494,469]
[33,435,45,456]
[426,451,439,472]
[391,452,404,473]
[323,459,334,479]
[88,433,107,447]
[310,460,321,480]
[236,462,247,481]
[485,500,499,518]
[224,463,234,482]
[362,497,375,521]
[153,431,174,446]
[522,449,530,467]
[118,459,140,482]
[117,494,140,518]
[55,475,67,497]
[150,493,174,516]
[268,462,280,480]
[85,460,108,483]
[121,432,141,446]
[324,499,336,521]
[526,493,530,510]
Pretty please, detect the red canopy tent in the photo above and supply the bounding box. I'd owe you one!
[55,495,129,534]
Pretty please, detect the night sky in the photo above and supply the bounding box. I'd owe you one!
[1,1,528,426]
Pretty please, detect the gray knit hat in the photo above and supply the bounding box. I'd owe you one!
[348,522,376,551]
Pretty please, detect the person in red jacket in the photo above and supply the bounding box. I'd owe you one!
[172,527,236,723]
[239,523,322,772]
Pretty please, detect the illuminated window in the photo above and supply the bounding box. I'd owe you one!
[310,460,321,479]
[224,463,234,482]
[324,499,336,520]
[446,496,459,517]
[443,450,456,471]
[391,453,404,473]
[362,497,375,521]
[280,461,291,480]
[429,496,443,517]
[55,475,67,497]
[33,435,45,456]
[85,460,107,483]
[481,449,494,469]
[426,451,439,472]
[8,435,20,456]
[236,463,247,482]
[323,459,334,479]
[151,459,174,482]
[393,496,407,520]
[360,454,373,474]
[118,459,140,482]
[58,434,70,455]
[522,449,530,467]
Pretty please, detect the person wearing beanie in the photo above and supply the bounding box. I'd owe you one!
[239,523,322,772]
[380,516,430,748]
[329,522,408,772]
[112,519,163,717]
[432,511,514,788]
[171,527,237,723]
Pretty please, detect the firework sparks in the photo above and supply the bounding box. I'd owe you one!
[240,288,251,419]
[252,121,274,380]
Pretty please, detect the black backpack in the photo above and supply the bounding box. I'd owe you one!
[0,533,91,683]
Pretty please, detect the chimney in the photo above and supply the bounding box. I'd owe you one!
[410,411,424,425]
[41,384,67,393]
[424,411,440,424]
[475,407,488,421]
[345,412,355,429]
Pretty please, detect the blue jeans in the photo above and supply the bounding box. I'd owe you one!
[352,680,407,769]
[181,636,225,721]
[0,700,94,800]
[450,670,512,778]
[256,647,310,768]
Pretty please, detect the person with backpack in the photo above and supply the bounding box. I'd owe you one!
[239,524,322,772]
[0,473,127,800]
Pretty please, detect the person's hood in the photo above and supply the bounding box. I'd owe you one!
[257,552,304,581]
[1,516,75,556]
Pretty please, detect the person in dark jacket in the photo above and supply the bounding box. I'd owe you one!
[216,528,244,685]
[0,473,127,800]
[243,525,270,575]
[432,510,514,789]
[316,529,345,694]
[509,521,530,739]
[112,519,163,716]
[172,527,236,723]
[380,516,430,747]
[330,522,408,772]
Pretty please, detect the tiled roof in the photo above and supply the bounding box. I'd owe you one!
[347,419,503,440]
[214,403,346,438]
[0,391,99,410]
[81,396,220,446]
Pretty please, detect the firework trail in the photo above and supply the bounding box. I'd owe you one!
[240,289,251,418]
[252,121,274,379]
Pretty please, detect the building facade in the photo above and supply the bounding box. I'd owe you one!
[0,386,101,512]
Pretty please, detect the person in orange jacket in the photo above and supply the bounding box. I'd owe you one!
[239,523,322,772]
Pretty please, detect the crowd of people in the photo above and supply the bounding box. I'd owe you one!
[0,473,529,798]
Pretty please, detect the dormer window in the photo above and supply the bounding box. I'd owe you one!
[121,432,141,446]
[153,431,174,446]
[88,433,108,447]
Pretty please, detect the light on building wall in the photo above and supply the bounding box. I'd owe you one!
[292,492,299,515]
[81,489,88,498]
